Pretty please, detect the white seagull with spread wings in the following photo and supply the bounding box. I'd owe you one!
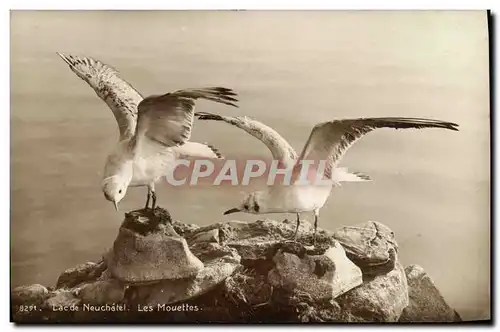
[196,112,459,242]
[57,53,238,211]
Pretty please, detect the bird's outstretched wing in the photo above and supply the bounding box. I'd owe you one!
[297,117,459,178]
[195,112,298,168]
[134,87,238,149]
[57,52,143,140]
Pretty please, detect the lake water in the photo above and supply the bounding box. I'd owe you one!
[10,10,490,320]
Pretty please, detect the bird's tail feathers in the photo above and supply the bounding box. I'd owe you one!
[332,167,372,183]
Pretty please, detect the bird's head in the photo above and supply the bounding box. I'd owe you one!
[102,176,128,211]
[223,191,268,215]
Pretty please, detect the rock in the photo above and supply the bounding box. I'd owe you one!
[187,220,276,264]
[120,207,173,235]
[336,262,409,322]
[14,212,457,323]
[127,247,241,306]
[56,260,106,289]
[75,279,127,305]
[268,241,363,301]
[107,208,204,283]
[187,228,219,245]
[45,290,81,309]
[333,221,398,276]
[200,270,275,322]
[171,220,200,238]
[190,219,336,265]
[97,267,113,281]
[223,270,273,307]
[399,264,461,322]
[190,242,239,262]
[12,284,49,305]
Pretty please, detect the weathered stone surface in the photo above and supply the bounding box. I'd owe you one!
[56,261,106,289]
[399,264,461,322]
[45,290,81,309]
[223,270,273,307]
[12,211,464,324]
[336,263,409,322]
[108,208,204,283]
[127,247,241,306]
[12,284,49,305]
[120,208,173,235]
[190,242,238,262]
[97,267,113,281]
[75,279,127,305]
[171,220,200,238]
[268,241,363,301]
[191,219,336,262]
[187,228,219,245]
[188,220,276,262]
[333,221,398,276]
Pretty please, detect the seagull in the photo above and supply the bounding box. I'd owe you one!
[195,112,459,242]
[57,53,238,211]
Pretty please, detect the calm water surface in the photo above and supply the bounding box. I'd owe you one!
[10,11,490,320]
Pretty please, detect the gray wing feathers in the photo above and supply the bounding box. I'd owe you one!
[136,87,238,147]
[195,112,297,168]
[57,53,143,140]
[299,117,459,177]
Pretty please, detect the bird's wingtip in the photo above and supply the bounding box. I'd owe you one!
[56,52,72,66]
[448,122,460,131]
[195,112,226,121]
[194,111,211,117]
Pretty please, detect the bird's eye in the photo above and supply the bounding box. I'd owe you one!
[119,190,122,194]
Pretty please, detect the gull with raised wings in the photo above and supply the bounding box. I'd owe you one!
[57,53,238,211]
[196,112,459,242]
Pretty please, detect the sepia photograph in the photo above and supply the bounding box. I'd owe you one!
[10,9,490,323]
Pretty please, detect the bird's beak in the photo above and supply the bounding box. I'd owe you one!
[223,208,240,215]
[113,201,119,211]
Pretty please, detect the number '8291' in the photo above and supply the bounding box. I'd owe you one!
[18,305,38,312]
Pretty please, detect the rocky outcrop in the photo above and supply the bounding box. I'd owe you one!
[45,290,81,309]
[268,241,363,301]
[108,209,204,282]
[56,261,106,289]
[333,221,397,276]
[128,244,241,306]
[75,279,127,305]
[12,284,49,306]
[399,264,462,322]
[336,263,409,322]
[11,208,462,323]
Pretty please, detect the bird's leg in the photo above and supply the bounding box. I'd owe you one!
[150,183,157,210]
[151,191,157,210]
[313,209,320,245]
[144,187,151,210]
[293,213,301,240]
